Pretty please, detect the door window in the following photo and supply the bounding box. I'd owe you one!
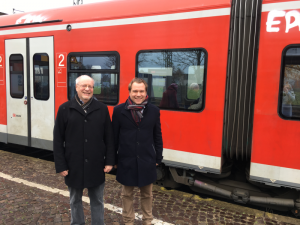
[9,54,24,98]
[33,53,49,100]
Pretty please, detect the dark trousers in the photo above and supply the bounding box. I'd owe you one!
[68,182,105,225]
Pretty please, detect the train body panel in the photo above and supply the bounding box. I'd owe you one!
[251,0,300,188]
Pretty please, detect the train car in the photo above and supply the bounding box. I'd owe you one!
[0,0,299,214]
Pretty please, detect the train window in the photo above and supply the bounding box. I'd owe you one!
[33,53,49,100]
[67,52,119,105]
[137,49,206,111]
[9,54,24,98]
[279,47,300,119]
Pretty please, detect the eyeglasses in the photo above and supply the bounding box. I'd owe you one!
[78,84,94,89]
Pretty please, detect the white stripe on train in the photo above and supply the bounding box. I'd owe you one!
[250,162,300,185]
[163,148,221,170]
[0,124,7,133]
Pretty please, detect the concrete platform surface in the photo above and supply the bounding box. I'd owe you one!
[0,150,299,225]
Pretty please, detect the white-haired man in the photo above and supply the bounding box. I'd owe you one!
[54,75,114,224]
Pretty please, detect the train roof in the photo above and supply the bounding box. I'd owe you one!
[0,0,231,29]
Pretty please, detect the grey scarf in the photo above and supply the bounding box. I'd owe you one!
[75,94,93,113]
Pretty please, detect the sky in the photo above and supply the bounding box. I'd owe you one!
[0,0,108,15]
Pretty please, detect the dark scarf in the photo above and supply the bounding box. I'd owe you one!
[75,94,93,113]
[125,96,148,123]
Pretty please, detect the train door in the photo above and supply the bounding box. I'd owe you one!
[5,39,28,146]
[5,36,54,150]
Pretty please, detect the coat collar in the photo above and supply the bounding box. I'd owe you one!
[70,97,101,116]
[121,103,149,127]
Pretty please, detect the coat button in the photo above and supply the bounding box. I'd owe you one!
[137,155,139,158]
[84,120,87,122]
[137,142,139,145]
[85,139,88,142]
[85,159,88,163]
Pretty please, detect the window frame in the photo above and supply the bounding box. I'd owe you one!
[67,51,120,105]
[9,54,24,99]
[33,53,50,101]
[278,44,300,121]
[135,48,207,112]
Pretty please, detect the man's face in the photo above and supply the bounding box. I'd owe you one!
[129,82,147,104]
[76,76,94,103]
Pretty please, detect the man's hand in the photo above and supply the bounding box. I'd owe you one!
[59,170,69,177]
[104,165,113,173]
[156,163,158,166]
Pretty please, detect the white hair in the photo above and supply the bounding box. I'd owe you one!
[190,83,199,89]
[75,75,95,85]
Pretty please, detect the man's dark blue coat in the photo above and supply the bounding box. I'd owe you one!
[112,102,163,187]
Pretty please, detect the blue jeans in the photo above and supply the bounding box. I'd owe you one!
[68,182,105,225]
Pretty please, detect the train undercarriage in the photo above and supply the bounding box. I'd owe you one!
[156,162,300,217]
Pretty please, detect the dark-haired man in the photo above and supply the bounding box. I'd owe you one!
[112,78,163,225]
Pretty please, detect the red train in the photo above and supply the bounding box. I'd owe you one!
[0,0,300,214]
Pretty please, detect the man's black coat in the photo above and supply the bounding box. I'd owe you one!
[53,97,115,188]
[112,102,163,187]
